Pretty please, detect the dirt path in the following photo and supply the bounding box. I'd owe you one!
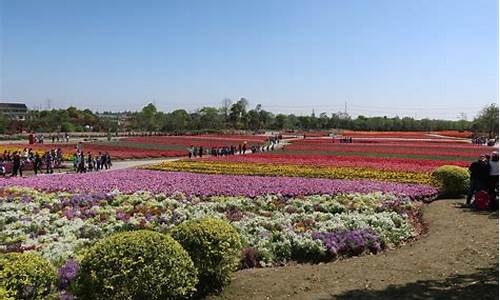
[209,199,499,300]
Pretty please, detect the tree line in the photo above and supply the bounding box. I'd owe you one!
[1,99,498,137]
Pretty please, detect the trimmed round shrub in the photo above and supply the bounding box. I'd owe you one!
[76,230,197,300]
[0,252,57,299]
[171,218,242,295]
[431,165,470,197]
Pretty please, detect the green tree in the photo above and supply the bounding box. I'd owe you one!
[473,103,499,138]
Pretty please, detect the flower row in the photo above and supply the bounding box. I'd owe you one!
[122,135,266,147]
[149,160,438,186]
[340,130,472,138]
[286,143,482,158]
[201,153,468,172]
[0,143,185,160]
[0,169,438,200]
[292,139,491,150]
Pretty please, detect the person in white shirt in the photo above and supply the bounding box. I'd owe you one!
[488,151,499,209]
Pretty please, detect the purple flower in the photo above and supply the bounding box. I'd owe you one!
[0,169,438,200]
[312,228,383,258]
[58,259,79,290]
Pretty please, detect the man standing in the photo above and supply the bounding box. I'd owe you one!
[466,154,490,206]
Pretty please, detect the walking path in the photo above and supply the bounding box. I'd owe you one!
[209,199,499,300]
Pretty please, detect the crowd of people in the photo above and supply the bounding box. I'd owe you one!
[334,136,353,143]
[0,148,64,177]
[467,151,499,209]
[29,133,70,144]
[187,135,283,158]
[473,136,498,146]
[72,151,112,173]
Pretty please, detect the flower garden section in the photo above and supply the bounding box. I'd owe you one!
[149,137,495,185]
[0,135,495,299]
[0,134,266,160]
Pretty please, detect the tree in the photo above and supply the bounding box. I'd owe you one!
[472,104,499,138]
[199,107,223,129]
[220,98,232,124]
[137,103,158,132]
[229,98,249,129]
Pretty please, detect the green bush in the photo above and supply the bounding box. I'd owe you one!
[431,165,470,197]
[0,252,57,299]
[171,218,242,295]
[76,230,197,300]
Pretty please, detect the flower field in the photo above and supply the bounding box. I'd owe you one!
[0,132,488,299]
[202,153,469,172]
[147,137,496,188]
[340,130,472,139]
[121,134,266,147]
[0,169,438,199]
[1,185,423,268]
[0,134,266,160]
[149,160,436,185]
[0,143,184,160]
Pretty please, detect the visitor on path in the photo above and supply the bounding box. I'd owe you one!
[106,152,112,169]
[33,153,42,175]
[87,152,94,171]
[11,152,21,177]
[198,146,203,158]
[0,160,6,177]
[466,154,490,206]
[56,148,63,168]
[77,152,85,173]
[488,152,499,209]
[45,152,54,174]
[72,153,78,172]
[96,152,102,170]
[187,145,194,159]
[101,153,108,170]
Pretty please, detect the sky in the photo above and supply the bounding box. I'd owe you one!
[0,0,498,120]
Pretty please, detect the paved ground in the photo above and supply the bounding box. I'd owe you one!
[209,199,499,300]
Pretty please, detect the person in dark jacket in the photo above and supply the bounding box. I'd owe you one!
[466,154,490,205]
[11,152,20,177]
[34,153,42,175]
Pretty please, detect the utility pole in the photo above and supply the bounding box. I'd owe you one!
[344,99,347,115]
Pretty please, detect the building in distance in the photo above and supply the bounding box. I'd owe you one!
[0,102,28,121]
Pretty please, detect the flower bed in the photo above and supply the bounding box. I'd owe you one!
[286,143,482,159]
[340,130,472,138]
[0,169,438,199]
[0,143,184,160]
[200,153,469,172]
[292,139,490,150]
[0,187,423,267]
[121,135,266,148]
[149,160,437,185]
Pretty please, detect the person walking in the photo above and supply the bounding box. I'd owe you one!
[72,153,78,172]
[34,153,42,175]
[87,152,93,171]
[101,152,108,170]
[466,154,490,206]
[106,152,112,169]
[11,152,20,177]
[78,152,85,173]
